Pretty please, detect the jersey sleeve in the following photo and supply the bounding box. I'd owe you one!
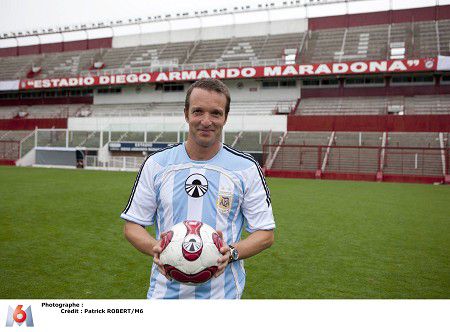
[241,164,275,233]
[120,157,160,227]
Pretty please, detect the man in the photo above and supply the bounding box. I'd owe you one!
[121,78,275,299]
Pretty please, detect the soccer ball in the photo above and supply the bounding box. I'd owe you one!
[159,221,223,285]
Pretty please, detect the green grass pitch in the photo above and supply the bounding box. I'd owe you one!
[1,166,449,299]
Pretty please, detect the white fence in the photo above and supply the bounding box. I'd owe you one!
[85,155,144,171]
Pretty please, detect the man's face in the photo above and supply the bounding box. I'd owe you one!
[185,88,228,148]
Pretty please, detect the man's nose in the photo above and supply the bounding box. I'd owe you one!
[200,114,212,126]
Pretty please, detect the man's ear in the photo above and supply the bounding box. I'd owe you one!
[184,108,189,122]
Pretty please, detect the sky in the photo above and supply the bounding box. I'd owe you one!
[0,0,296,35]
[0,0,446,36]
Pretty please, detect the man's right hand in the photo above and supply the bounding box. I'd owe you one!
[152,237,172,281]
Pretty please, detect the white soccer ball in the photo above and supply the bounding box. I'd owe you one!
[159,221,223,285]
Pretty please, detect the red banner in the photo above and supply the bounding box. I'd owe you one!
[19,58,437,90]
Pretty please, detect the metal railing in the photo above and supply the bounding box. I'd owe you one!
[263,144,449,178]
[85,155,144,171]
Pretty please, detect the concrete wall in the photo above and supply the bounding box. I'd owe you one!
[68,114,287,132]
[225,79,300,102]
[93,85,186,104]
[93,79,300,105]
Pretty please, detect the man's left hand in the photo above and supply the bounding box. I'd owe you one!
[214,230,230,278]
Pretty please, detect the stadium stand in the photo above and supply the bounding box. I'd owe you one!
[232,131,269,152]
[0,130,33,141]
[42,50,97,78]
[81,100,284,117]
[0,105,81,119]
[296,96,450,115]
[284,131,331,145]
[1,20,450,79]
[1,2,449,183]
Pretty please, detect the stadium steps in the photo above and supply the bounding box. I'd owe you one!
[383,149,443,176]
[69,131,101,148]
[412,21,439,58]
[438,19,450,56]
[296,95,450,116]
[233,131,268,152]
[338,25,389,61]
[325,147,380,174]
[389,22,413,58]
[271,145,319,171]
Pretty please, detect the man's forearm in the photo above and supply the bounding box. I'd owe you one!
[232,229,274,261]
[124,221,159,257]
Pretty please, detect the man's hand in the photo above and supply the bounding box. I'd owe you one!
[152,234,172,281]
[214,230,231,278]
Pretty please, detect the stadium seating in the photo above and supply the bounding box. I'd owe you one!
[0,20,449,80]
[1,11,449,184]
[404,95,450,115]
[326,147,380,173]
[387,132,441,148]
[83,100,282,117]
[0,54,36,80]
[0,107,21,119]
[438,20,450,55]
[412,21,439,58]
[383,148,444,176]
[302,28,346,63]
[268,131,448,178]
[284,131,332,145]
[339,25,389,61]
[0,130,33,141]
[297,97,388,115]
[0,105,81,119]
[296,95,450,115]
[42,50,97,78]
[334,132,383,146]
[270,145,319,171]
[232,131,268,152]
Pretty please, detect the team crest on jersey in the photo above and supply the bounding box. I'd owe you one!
[217,191,233,213]
[185,173,208,198]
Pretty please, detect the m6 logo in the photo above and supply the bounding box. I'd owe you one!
[6,305,34,327]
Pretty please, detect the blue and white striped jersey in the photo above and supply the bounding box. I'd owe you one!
[120,142,275,299]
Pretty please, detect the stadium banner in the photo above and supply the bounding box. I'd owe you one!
[437,55,450,71]
[19,58,438,90]
[109,141,172,152]
[0,300,448,332]
[0,79,20,91]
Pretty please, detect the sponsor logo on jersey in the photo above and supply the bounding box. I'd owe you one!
[217,191,233,213]
[185,174,208,198]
